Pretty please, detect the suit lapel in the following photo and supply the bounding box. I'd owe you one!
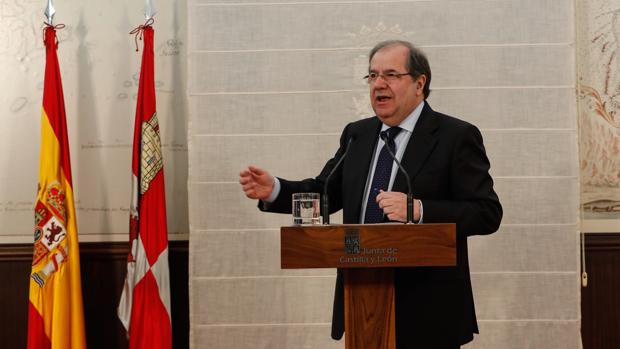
[393,103,439,194]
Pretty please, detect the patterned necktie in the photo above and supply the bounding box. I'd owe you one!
[364,126,402,223]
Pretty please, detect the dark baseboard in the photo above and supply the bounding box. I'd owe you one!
[2,233,617,348]
[582,233,620,349]
[0,240,188,349]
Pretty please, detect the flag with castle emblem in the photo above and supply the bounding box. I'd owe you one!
[27,24,87,349]
[117,22,172,349]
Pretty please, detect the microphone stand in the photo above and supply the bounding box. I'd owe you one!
[322,137,354,225]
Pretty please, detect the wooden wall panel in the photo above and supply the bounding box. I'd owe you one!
[0,245,30,347]
[0,241,188,349]
[2,234,617,347]
[581,233,620,349]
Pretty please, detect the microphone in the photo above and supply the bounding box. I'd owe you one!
[322,136,355,225]
[379,131,415,224]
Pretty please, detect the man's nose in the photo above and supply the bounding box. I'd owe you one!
[372,76,389,88]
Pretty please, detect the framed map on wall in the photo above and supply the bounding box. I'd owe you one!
[578,0,620,232]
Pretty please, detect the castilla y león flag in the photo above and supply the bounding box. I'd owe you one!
[28,25,86,349]
[117,23,172,349]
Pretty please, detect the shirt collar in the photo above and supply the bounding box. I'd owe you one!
[380,101,424,134]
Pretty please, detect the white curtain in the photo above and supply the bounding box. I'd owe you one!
[188,0,581,347]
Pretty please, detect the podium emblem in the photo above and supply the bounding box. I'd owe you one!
[344,229,360,254]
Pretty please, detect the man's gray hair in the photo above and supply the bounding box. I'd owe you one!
[368,40,432,99]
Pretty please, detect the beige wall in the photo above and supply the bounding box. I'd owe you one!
[188,0,581,348]
[0,0,188,243]
[0,0,581,347]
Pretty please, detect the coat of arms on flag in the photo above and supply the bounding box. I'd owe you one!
[31,183,70,287]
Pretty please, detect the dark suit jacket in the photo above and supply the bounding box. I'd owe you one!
[260,103,502,348]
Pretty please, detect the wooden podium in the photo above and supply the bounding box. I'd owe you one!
[281,223,456,349]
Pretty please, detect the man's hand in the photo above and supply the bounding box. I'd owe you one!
[239,165,275,200]
[376,190,420,223]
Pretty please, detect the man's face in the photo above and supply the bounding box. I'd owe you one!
[369,44,426,126]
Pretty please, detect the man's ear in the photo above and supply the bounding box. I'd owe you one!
[415,75,427,95]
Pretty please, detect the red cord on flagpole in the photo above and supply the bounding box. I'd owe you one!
[129,18,155,52]
[42,22,65,47]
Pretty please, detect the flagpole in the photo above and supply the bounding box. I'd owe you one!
[144,0,156,20]
[44,0,55,24]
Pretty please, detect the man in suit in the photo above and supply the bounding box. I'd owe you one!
[239,40,502,348]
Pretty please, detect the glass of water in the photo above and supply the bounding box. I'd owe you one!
[292,193,321,225]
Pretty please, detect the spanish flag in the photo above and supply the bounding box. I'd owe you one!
[27,24,86,349]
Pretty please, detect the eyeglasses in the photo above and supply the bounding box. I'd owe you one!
[363,71,413,84]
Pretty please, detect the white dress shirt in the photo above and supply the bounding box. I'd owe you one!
[358,101,424,222]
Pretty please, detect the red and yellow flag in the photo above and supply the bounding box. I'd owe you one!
[118,22,172,349]
[27,25,86,349]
